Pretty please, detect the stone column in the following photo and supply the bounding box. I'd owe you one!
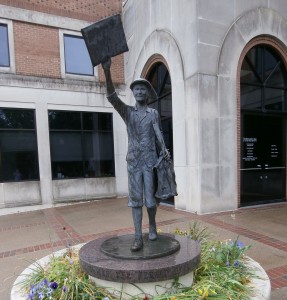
[35,102,53,205]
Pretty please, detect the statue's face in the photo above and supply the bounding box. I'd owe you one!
[132,84,149,104]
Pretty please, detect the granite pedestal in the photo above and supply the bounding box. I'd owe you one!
[79,233,200,297]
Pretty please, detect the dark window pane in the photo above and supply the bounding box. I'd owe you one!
[49,111,81,130]
[241,45,287,112]
[0,108,39,182]
[49,111,115,179]
[64,34,93,76]
[0,131,39,181]
[147,62,173,159]
[160,95,172,119]
[83,132,114,177]
[246,47,263,82]
[241,85,262,110]
[265,88,285,111]
[82,112,93,130]
[265,64,285,88]
[0,109,35,129]
[240,58,261,85]
[99,113,113,130]
[264,48,279,82]
[0,24,9,67]
[83,112,113,131]
[50,131,83,178]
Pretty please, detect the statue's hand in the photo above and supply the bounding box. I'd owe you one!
[102,57,112,70]
[164,149,171,160]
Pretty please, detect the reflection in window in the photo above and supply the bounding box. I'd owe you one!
[64,34,93,76]
[0,109,39,182]
[0,24,9,67]
[240,45,287,112]
[48,111,115,179]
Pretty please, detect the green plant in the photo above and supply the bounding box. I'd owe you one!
[174,221,211,242]
[18,246,113,300]
[18,222,255,300]
[173,223,254,300]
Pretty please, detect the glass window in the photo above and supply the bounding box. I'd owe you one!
[240,45,287,112]
[147,62,173,158]
[0,109,39,182]
[0,24,9,67]
[64,34,93,76]
[49,111,115,179]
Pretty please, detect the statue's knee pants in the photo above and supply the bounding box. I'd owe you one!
[127,163,156,208]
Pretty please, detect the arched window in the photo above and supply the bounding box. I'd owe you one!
[146,62,173,158]
[241,45,287,112]
[240,44,287,206]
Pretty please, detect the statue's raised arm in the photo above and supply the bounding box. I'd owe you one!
[102,58,115,96]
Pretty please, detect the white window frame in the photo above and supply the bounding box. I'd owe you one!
[0,19,15,74]
[59,29,98,81]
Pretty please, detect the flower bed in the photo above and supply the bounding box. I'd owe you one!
[11,223,270,300]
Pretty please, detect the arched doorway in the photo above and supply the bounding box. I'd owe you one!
[146,62,174,204]
[240,44,287,206]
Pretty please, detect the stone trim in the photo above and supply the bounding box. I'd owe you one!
[0,4,91,31]
[141,54,170,78]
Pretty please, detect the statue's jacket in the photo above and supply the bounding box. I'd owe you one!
[107,92,165,168]
[107,92,178,199]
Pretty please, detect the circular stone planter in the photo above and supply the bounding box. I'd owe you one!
[11,240,271,300]
[79,234,200,296]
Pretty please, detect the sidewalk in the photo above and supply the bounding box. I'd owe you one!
[0,198,287,299]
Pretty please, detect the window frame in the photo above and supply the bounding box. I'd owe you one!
[240,45,287,113]
[59,29,97,80]
[48,110,115,180]
[0,19,15,74]
[0,108,40,183]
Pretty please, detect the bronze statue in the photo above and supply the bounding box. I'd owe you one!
[102,58,170,251]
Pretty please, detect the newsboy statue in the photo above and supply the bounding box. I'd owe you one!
[102,58,170,251]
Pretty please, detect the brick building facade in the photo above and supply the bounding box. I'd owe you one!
[0,0,126,208]
[1,0,287,213]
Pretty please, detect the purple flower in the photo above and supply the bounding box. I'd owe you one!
[234,260,239,267]
[236,241,244,248]
[62,286,67,293]
[226,261,230,266]
[49,281,58,290]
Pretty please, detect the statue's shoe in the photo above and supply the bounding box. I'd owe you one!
[130,239,143,251]
[149,231,158,241]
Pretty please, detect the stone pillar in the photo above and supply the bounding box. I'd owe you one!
[35,102,53,205]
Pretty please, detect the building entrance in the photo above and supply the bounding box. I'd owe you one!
[146,62,174,204]
[241,114,285,205]
[240,43,287,206]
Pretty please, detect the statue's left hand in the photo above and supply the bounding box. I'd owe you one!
[164,149,171,160]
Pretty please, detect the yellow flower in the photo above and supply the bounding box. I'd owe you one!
[170,297,177,300]
[198,289,203,295]
[157,228,162,233]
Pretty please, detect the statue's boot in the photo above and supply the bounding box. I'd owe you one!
[148,206,158,241]
[131,207,143,251]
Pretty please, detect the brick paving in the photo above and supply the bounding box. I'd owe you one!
[0,198,287,299]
